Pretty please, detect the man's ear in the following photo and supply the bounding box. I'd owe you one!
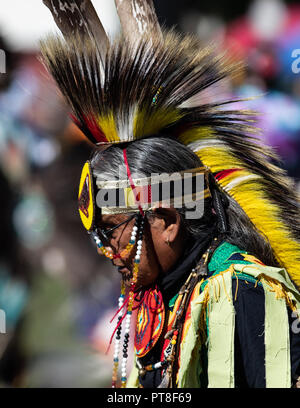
[150,207,181,244]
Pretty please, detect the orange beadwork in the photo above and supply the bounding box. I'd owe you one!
[98,242,134,259]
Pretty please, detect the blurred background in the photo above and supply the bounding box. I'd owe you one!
[0,0,299,388]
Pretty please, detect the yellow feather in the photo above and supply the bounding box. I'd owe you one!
[195,148,244,173]
[134,108,183,138]
[180,131,300,289]
[219,169,250,186]
[178,127,215,144]
[228,180,300,288]
[97,113,119,142]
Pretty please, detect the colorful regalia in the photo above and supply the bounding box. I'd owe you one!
[41,0,300,388]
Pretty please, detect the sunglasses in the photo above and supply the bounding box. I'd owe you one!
[96,213,138,245]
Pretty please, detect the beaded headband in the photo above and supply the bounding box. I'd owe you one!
[78,161,211,230]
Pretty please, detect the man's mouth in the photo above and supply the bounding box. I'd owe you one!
[117,266,133,281]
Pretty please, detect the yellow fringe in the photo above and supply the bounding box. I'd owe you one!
[233,270,239,301]
[200,265,298,314]
[258,274,298,314]
[195,265,300,347]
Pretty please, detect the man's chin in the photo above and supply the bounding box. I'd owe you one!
[122,277,132,287]
[122,275,143,291]
[117,266,144,291]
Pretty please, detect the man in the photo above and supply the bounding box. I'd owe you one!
[41,0,300,388]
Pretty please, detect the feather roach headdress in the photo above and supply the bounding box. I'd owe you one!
[41,0,300,289]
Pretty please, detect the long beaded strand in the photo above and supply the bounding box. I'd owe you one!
[112,281,126,388]
[120,216,144,388]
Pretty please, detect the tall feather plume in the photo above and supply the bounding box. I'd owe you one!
[40,17,300,289]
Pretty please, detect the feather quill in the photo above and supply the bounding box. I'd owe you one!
[43,0,109,57]
[115,0,162,42]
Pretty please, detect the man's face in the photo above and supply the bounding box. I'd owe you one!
[97,211,182,290]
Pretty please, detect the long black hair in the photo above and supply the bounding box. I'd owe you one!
[91,137,278,266]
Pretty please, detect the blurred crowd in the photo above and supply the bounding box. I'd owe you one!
[0,0,299,388]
